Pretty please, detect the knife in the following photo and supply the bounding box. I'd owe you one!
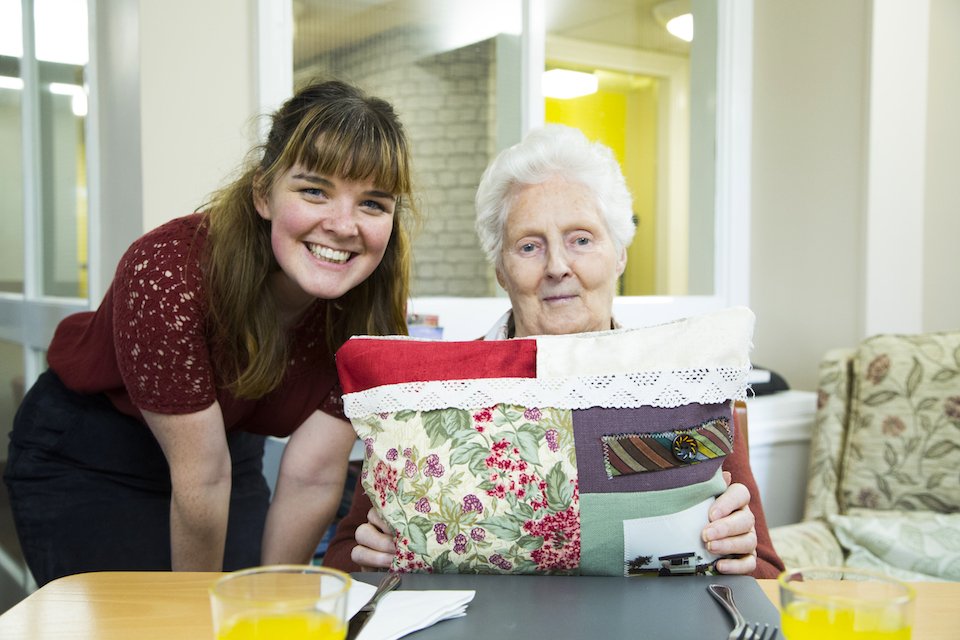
[345,572,402,640]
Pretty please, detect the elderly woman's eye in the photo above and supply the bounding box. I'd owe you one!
[521,243,536,252]
[574,237,591,246]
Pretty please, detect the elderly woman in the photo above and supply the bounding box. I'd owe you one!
[323,125,784,578]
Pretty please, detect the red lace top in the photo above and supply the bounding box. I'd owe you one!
[47,213,345,436]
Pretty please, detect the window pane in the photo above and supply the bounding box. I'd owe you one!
[35,0,89,298]
[545,0,717,296]
[0,57,24,294]
[0,339,25,464]
[293,0,522,297]
[0,0,23,294]
[545,67,659,296]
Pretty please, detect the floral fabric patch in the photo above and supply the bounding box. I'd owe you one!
[355,403,581,574]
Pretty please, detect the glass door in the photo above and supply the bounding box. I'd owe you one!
[0,0,91,485]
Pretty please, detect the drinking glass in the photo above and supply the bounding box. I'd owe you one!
[210,565,352,640]
[778,566,915,639]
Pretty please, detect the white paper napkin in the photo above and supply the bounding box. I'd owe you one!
[345,580,475,640]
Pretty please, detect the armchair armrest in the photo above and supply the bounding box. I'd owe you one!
[769,520,844,570]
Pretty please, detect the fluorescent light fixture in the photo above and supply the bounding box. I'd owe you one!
[0,76,24,90]
[542,69,599,100]
[49,82,87,116]
[666,13,693,41]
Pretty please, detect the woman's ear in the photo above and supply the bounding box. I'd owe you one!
[616,247,627,277]
[253,171,271,221]
[495,266,508,291]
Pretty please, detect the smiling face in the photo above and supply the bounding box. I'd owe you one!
[496,176,627,338]
[254,165,396,319]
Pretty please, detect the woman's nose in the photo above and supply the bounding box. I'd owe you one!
[324,199,358,236]
[544,246,573,279]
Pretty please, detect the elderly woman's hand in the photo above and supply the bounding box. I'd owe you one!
[701,471,758,575]
[350,507,396,571]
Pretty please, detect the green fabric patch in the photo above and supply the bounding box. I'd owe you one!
[579,469,727,576]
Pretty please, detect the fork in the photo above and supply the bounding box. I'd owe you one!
[707,584,780,640]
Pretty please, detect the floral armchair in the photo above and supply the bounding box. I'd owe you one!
[769,329,960,581]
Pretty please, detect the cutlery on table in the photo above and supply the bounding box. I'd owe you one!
[707,583,779,640]
[345,572,402,640]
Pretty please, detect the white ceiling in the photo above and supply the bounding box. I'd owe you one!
[292,0,690,66]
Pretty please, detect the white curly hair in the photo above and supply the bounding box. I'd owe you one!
[474,124,636,269]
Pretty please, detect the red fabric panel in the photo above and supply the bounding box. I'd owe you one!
[336,338,538,394]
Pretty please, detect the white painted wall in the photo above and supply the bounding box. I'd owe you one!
[751,0,960,392]
[923,0,960,334]
[138,0,258,232]
[750,0,871,391]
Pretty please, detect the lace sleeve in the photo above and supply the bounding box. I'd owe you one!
[319,380,346,420]
[112,219,217,414]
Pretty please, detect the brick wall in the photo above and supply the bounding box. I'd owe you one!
[296,26,497,297]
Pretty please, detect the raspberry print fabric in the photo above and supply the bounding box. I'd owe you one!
[336,306,755,576]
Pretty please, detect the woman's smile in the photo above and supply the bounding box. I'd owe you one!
[254,166,395,317]
[307,243,352,264]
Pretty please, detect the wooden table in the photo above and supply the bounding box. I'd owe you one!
[1,571,958,639]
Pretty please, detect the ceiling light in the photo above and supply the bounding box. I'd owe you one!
[653,0,693,42]
[666,14,693,42]
[542,69,599,100]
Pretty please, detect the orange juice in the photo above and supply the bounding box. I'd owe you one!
[782,602,911,640]
[217,611,345,640]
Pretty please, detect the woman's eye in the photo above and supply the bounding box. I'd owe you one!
[521,243,536,253]
[574,236,591,246]
[302,188,325,198]
[363,200,387,212]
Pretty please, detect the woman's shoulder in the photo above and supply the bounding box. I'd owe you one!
[131,213,208,250]
[117,213,208,273]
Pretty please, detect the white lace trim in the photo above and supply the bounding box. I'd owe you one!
[343,366,750,417]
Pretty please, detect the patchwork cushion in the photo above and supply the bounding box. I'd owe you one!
[336,306,755,576]
[839,330,960,514]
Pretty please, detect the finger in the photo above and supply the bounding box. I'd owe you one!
[355,522,397,554]
[351,542,394,571]
[704,504,755,543]
[715,551,757,575]
[722,470,732,487]
[709,482,751,522]
[707,526,758,556]
[366,507,394,536]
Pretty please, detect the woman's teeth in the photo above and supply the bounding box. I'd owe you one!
[309,245,350,264]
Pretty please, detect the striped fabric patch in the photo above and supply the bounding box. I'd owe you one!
[600,417,732,478]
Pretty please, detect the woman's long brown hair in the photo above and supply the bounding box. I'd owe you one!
[202,80,419,399]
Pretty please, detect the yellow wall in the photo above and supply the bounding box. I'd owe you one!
[545,74,658,295]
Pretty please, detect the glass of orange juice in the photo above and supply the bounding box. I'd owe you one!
[210,565,352,640]
[778,566,915,639]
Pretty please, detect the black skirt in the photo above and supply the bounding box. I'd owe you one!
[4,369,269,586]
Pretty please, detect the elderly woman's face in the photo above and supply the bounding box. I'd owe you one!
[496,176,627,338]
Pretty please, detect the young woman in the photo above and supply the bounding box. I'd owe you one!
[4,80,419,586]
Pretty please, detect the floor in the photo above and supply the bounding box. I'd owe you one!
[0,461,32,615]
